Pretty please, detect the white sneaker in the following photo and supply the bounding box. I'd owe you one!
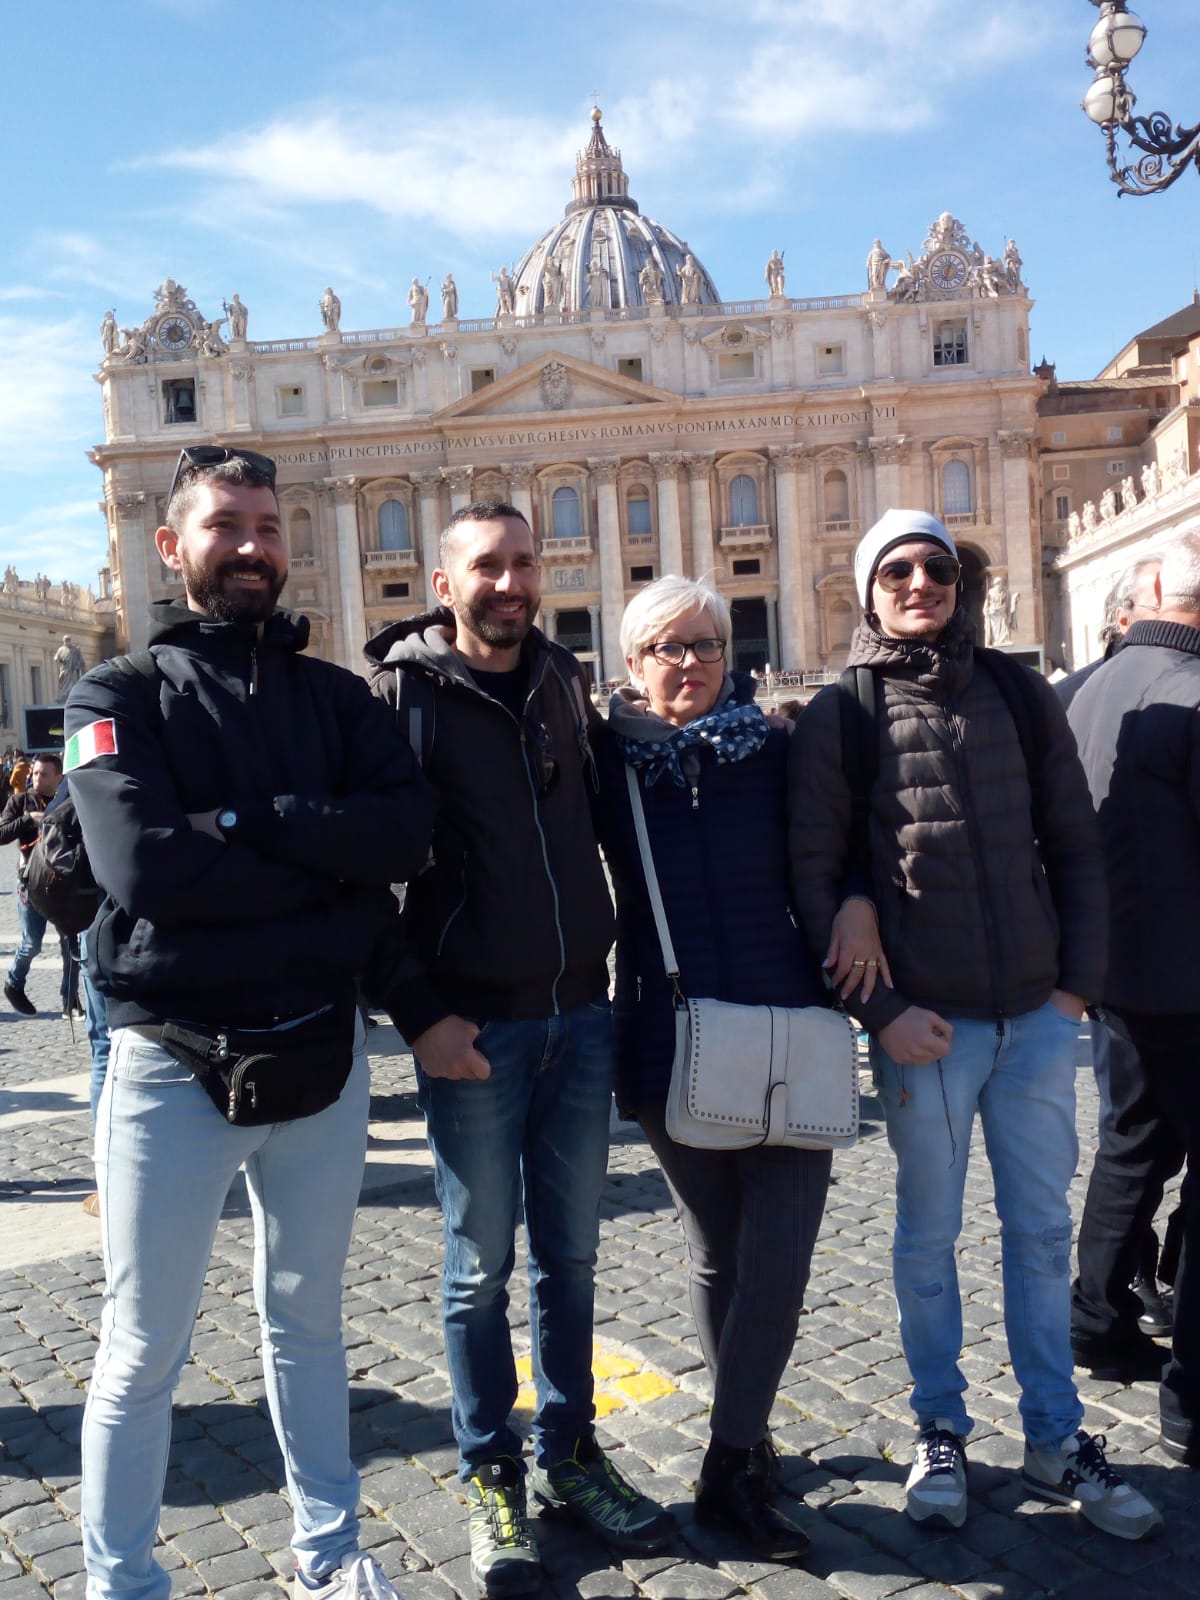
[1022,1430,1163,1542]
[294,1553,406,1600]
[905,1418,968,1528]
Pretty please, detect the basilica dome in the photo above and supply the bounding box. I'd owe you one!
[511,109,721,315]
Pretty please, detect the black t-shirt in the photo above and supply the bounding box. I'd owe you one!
[468,659,529,721]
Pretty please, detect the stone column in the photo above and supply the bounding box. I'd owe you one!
[504,462,537,531]
[442,466,473,515]
[683,453,716,578]
[588,458,625,683]
[326,476,367,670]
[588,604,601,664]
[227,360,254,430]
[412,470,443,607]
[865,304,891,381]
[113,494,150,651]
[542,608,557,642]
[768,446,814,671]
[650,452,685,575]
[869,434,908,522]
[998,430,1036,643]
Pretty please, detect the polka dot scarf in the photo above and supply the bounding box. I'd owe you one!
[613,695,770,788]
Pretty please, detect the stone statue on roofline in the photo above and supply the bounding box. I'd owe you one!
[441,274,458,320]
[765,249,785,296]
[408,278,429,326]
[866,239,892,291]
[320,286,342,332]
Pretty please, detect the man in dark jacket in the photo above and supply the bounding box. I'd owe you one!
[65,447,435,1600]
[1,751,78,1017]
[365,502,670,1598]
[1066,532,1200,1467]
[789,508,1160,1541]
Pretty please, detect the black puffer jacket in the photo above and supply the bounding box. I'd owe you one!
[1067,618,1200,1014]
[65,601,436,1028]
[364,611,615,1041]
[789,613,1107,1032]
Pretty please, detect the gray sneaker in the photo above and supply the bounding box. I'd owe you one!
[292,1552,405,1599]
[905,1419,968,1528]
[1022,1430,1163,1541]
[528,1436,674,1553]
[465,1458,541,1597]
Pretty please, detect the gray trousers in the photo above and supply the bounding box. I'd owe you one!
[637,1104,832,1448]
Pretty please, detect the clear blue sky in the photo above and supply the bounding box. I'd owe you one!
[1,0,1197,589]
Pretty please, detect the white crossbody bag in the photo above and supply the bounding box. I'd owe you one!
[625,764,859,1152]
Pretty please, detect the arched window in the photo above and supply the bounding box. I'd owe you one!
[729,474,758,526]
[552,486,582,538]
[379,499,410,551]
[626,490,652,536]
[289,508,315,558]
[941,460,971,516]
[824,469,850,523]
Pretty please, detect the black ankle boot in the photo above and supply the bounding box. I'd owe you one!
[695,1443,810,1563]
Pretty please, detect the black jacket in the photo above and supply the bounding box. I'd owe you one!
[1067,617,1200,1014]
[0,788,50,877]
[789,612,1107,1031]
[65,601,436,1028]
[364,611,614,1041]
[596,675,829,1116]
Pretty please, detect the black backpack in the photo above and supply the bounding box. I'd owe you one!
[24,651,158,935]
[837,646,1051,875]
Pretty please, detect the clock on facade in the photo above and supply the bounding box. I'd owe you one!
[156,314,195,352]
[928,251,968,292]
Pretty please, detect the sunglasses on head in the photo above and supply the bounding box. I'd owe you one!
[875,554,962,592]
[166,446,278,506]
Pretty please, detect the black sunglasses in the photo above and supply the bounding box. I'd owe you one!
[167,446,278,506]
[875,554,962,592]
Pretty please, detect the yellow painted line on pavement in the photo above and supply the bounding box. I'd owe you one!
[514,1339,679,1419]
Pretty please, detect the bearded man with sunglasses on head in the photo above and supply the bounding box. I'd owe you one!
[788,509,1162,1542]
[65,445,436,1600]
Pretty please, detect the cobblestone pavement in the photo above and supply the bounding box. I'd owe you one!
[0,881,1192,1600]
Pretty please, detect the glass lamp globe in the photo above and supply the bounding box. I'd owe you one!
[1083,71,1122,125]
[1088,9,1145,69]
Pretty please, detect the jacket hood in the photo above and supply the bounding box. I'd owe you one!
[845,606,975,693]
[146,597,309,654]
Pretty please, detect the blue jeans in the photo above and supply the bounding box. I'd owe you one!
[79,933,110,1122]
[82,1020,370,1600]
[8,882,72,1007]
[417,1001,615,1476]
[872,1002,1084,1449]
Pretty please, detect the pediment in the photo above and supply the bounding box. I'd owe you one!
[433,350,677,423]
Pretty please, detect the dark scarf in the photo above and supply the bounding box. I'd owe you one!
[610,681,769,788]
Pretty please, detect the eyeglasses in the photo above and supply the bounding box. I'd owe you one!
[166,446,278,506]
[875,554,961,592]
[641,637,727,666]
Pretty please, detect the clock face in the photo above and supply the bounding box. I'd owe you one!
[928,251,968,292]
[157,314,194,351]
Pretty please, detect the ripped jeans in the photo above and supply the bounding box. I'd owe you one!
[872,1002,1084,1448]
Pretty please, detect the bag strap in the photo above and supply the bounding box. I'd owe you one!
[623,764,685,1003]
[397,667,436,768]
[838,665,877,874]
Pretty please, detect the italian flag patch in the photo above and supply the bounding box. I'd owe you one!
[64,719,118,771]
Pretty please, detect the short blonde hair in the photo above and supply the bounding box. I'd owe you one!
[619,575,732,671]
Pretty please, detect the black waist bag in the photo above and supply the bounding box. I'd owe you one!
[155,997,358,1126]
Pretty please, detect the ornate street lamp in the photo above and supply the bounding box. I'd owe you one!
[1083,2,1200,196]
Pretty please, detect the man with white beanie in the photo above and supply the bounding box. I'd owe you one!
[788,509,1162,1541]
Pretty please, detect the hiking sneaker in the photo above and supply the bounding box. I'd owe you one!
[293,1552,405,1599]
[529,1435,674,1553]
[465,1458,541,1597]
[4,981,36,1017]
[905,1419,968,1528]
[1022,1430,1163,1541]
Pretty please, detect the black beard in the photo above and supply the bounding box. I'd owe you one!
[181,553,285,624]
[453,593,536,648]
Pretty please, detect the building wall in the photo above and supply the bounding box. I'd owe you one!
[0,586,114,752]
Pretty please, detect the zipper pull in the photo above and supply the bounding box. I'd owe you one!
[216,1032,229,1060]
[249,646,258,697]
[690,784,700,811]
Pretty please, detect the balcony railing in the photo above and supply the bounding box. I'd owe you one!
[540,535,594,559]
[363,549,419,569]
[289,555,323,573]
[624,532,656,547]
[717,524,772,550]
[818,518,858,537]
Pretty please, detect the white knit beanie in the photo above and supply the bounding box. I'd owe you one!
[854,508,958,611]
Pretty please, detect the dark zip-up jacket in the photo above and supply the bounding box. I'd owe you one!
[788,612,1107,1032]
[0,788,51,877]
[65,600,436,1029]
[596,675,829,1116]
[364,611,615,1042]
[1067,617,1200,1014]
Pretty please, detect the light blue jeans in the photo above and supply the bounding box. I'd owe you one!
[416,1000,615,1476]
[872,1002,1084,1449]
[82,1019,370,1600]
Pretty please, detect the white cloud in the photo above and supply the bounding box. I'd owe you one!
[0,497,107,590]
[0,314,100,476]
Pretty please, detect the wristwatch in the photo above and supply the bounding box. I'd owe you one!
[216,808,239,841]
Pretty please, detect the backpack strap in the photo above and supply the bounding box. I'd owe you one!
[111,648,158,681]
[397,667,436,768]
[837,665,878,874]
[973,647,1050,842]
